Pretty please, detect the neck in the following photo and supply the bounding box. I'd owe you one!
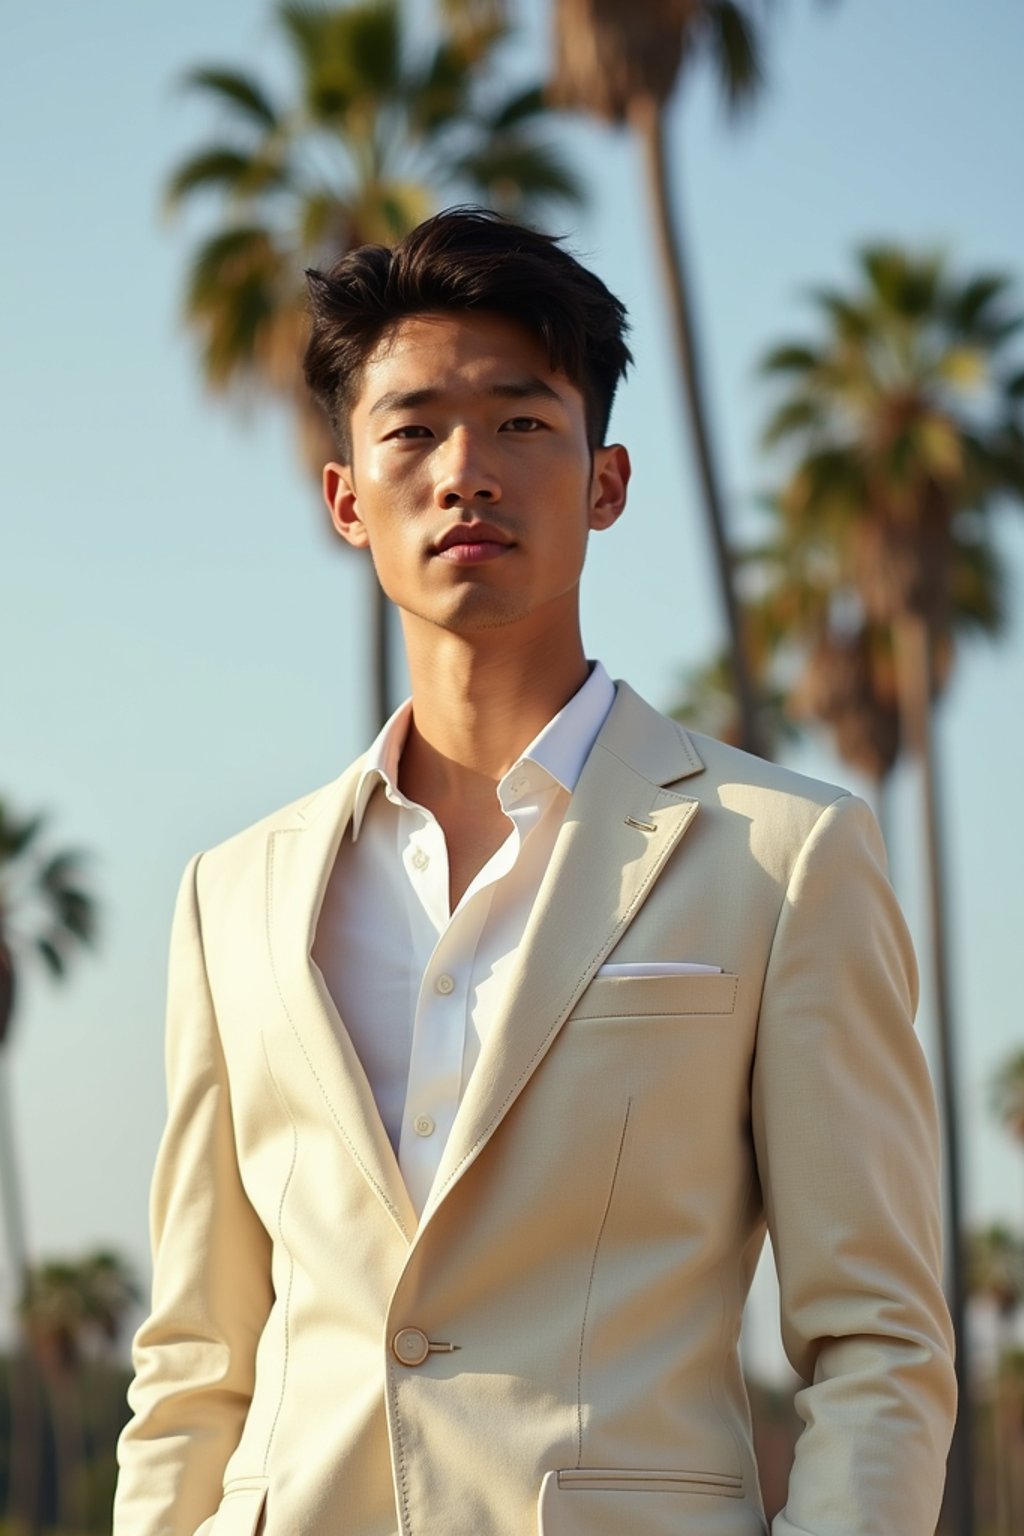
[397,610,589,803]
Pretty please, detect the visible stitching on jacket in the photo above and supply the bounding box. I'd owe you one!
[260,1036,299,1477]
[388,1365,414,1536]
[576,1098,632,1467]
[265,834,408,1236]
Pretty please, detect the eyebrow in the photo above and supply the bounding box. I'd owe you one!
[367,376,564,417]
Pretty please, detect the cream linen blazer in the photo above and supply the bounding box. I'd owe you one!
[113,682,955,1536]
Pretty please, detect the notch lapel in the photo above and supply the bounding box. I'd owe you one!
[266,768,418,1242]
[422,684,704,1224]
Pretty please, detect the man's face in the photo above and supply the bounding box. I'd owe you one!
[323,311,629,638]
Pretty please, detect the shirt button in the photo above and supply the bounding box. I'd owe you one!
[411,847,429,870]
[414,1115,435,1137]
[435,973,455,995]
[392,1327,430,1367]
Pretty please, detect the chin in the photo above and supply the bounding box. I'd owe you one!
[431,594,530,634]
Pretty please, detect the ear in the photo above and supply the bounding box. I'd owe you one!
[588,443,630,532]
[323,462,369,549]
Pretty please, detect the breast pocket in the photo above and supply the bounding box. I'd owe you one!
[572,972,739,1020]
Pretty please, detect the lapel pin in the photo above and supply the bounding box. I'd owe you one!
[624,815,657,833]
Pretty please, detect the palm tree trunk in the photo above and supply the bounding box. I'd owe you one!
[994,1317,1015,1536]
[0,1052,44,1535]
[990,1369,1008,1536]
[893,612,974,1536]
[0,1051,28,1301]
[629,91,762,757]
[48,1374,87,1535]
[368,573,392,733]
[874,771,893,869]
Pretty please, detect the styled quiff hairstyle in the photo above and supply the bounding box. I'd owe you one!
[303,207,632,461]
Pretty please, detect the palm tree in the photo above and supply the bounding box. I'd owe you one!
[549,0,792,755]
[737,497,1005,839]
[0,800,97,1536]
[166,0,583,729]
[21,1250,139,1534]
[759,244,1024,1536]
[668,560,798,758]
[968,1224,1024,1536]
[0,802,97,1294]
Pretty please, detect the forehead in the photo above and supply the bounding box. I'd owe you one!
[353,310,576,414]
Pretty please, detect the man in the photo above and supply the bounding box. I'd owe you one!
[114,209,955,1536]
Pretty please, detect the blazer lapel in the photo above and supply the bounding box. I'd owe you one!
[422,683,705,1224]
[266,768,418,1242]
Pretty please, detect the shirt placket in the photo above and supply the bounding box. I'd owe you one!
[398,805,530,1213]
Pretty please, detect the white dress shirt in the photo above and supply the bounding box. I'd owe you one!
[311,662,615,1215]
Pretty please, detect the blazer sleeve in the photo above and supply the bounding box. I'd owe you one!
[113,854,274,1536]
[749,794,956,1536]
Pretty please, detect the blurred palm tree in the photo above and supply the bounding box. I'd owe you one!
[21,1250,139,1534]
[730,496,1004,836]
[668,575,796,759]
[968,1224,1024,1536]
[165,0,583,729]
[0,801,97,1536]
[0,803,97,1292]
[759,244,1024,1536]
[548,0,797,755]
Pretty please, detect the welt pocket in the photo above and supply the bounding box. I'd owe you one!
[557,1467,743,1497]
[572,972,739,1020]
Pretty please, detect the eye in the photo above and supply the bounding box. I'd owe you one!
[386,424,433,440]
[500,416,543,433]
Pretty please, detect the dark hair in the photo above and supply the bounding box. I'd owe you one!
[303,207,632,460]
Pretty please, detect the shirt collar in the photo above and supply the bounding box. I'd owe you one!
[350,661,615,840]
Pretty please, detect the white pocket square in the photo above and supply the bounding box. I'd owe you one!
[596,962,723,977]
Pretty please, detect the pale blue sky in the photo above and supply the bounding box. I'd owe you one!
[3,0,1023,1366]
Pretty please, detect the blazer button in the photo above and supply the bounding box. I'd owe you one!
[392,1327,430,1367]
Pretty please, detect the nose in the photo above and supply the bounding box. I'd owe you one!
[432,430,502,510]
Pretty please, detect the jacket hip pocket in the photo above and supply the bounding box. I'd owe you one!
[197,1480,268,1536]
[538,1467,763,1536]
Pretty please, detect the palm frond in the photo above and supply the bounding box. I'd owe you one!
[808,287,872,344]
[945,271,1013,335]
[0,808,46,863]
[947,528,1007,637]
[487,84,546,131]
[165,147,290,210]
[760,343,819,376]
[760,395,825,449]
[453,137,586,212]
[277,1,329,73]
[39,851,88,889]
[705,0,766,113]
[34,936,65,979]
[182,67,279,130]
[296,1,403,123]
[861,245,942,319]
[184,224,297,387]
[406,37,474,135]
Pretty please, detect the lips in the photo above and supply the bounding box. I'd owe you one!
[431,522,515,565]
[433,522,514,554]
